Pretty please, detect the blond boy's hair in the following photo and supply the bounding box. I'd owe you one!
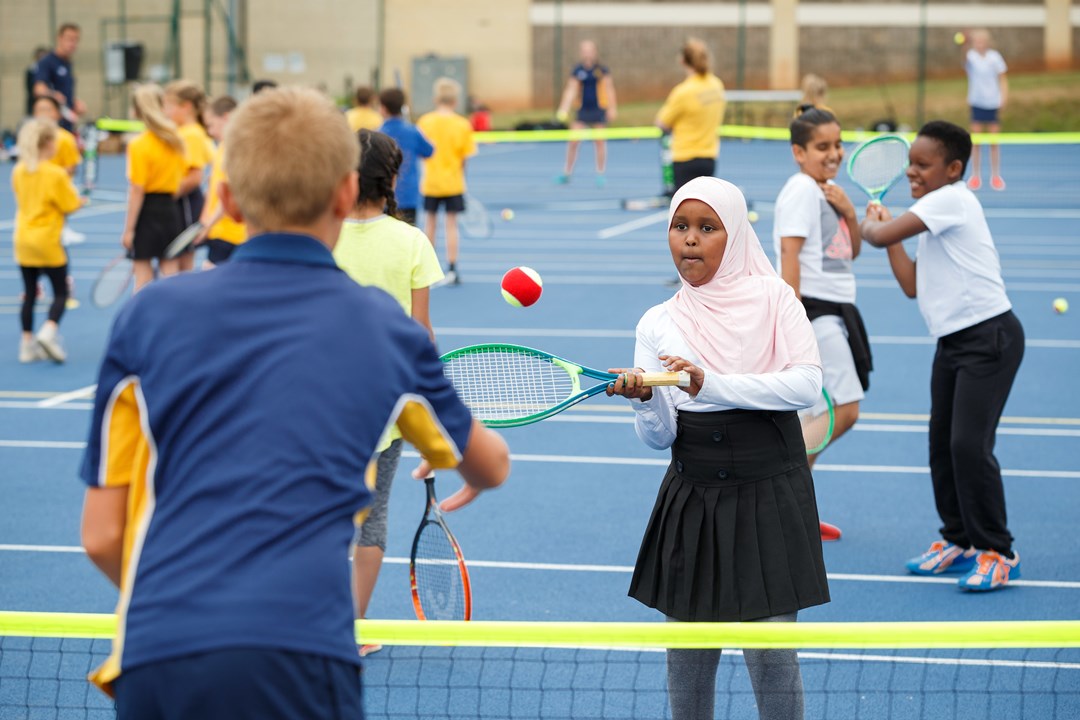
[16,119,57,172]
[800,74,828,107]
[224,86,359,231]
[132,84,184,152]
[433,78,461,107]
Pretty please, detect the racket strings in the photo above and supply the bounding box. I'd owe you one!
[849,140,910,191]
[443,349,577,422]
[91,260,132,308]
[414,521,466,620]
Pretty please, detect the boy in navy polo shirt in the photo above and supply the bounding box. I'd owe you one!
[79,86,510,720]
[861,121,1024,593]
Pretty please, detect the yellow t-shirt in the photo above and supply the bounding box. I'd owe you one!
[205,143,246,245]
[346,106,383,133]
[657,74,726,162]
[51,128,82,172]
[334,215,444,448]
[11,161,82,267]
[178,122,215,171]
[127,131,186,194]
[416,110,476,198]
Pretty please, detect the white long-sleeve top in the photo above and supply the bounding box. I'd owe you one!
[630,304,823,450]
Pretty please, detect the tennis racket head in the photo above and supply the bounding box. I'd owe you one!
[409,476,472,621]
[91,254,133,308]
[799,388,835,456]
[846,135,911,202]
[164,222,204,259]
[460,195,493,238]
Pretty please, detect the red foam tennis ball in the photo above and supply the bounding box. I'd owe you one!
[501,266,543,307]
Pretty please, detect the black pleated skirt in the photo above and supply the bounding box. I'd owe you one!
[133,193,183,260]
[629,409,830,622]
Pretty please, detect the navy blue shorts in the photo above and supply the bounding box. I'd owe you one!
[970,106,1000,124]
[113,648,363,720]
[576,107,608,125]
[423,194,465,213]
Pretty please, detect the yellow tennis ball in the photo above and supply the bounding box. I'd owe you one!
[1053,297,1069,314]
[954,32,966,45]
[501,208,515,221]
[748,210,760,224]
[501,288,524,307]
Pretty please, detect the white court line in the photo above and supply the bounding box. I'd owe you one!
[0,401,93,410]
[5,543,1078,590]
[596,211,667,239]
[36,384,97,408]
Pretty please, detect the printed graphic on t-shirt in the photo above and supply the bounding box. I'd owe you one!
[820,198,852,273]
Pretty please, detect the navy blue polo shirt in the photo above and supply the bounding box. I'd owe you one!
[80,232,473,692]
[34,52,76,129]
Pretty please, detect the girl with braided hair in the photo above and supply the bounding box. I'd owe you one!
[332,129,445,655]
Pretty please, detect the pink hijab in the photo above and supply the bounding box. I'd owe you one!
[664,177,821,375]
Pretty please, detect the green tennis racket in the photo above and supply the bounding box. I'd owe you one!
[846,134,911,203]
[799,388,835,456]
[440,343,690,427]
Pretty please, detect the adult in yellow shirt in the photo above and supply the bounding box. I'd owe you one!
[345,87,382,132]
[416,78,476,286]
[656,38,726,192]
[123,84,187,291]
[10,120,84,363]
[197,95,246,266]
[32,96,81,176]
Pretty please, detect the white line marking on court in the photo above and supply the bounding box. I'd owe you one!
[596,211,667,239]
[0,440,88,449]
[7,543,1079,591]
[0,401,93,410]
[36,384,97,408]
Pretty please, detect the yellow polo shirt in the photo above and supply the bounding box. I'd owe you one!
[11,161,82,267]
[416,110,476,198]
[51,127,82,173]
[657,74,726,162]
[178,122,214,171]
[127,132,186,194]
[346,106,383,133]
[205,143,246,244]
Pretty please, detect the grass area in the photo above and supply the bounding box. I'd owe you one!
[493,71,1080,133]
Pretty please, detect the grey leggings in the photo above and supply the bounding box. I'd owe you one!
[356,439,403,551]
[667,612,804,720]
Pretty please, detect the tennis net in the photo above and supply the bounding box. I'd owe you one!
[3,612,1080,719]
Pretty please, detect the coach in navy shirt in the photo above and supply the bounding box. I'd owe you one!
[80,87,510,720]
[33,23,85,131]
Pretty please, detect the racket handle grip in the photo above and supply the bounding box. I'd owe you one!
[640,371,691,388]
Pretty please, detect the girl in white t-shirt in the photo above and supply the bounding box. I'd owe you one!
[962,29,1008,190]
[860,120,1024,593]
[774,105,870,542]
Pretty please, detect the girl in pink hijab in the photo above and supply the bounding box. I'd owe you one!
[608,177,829,720]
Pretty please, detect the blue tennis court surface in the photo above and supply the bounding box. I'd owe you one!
[1,137,1078,714]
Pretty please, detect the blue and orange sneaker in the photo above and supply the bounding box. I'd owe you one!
[905,541,978,576]
[958,550,1021,592]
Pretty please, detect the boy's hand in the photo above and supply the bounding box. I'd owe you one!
[822,183,856,220]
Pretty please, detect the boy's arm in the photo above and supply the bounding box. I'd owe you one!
[860,203,928,248]
[415,128,434,159]
[81,486,129,587]
[886,243,917,298]
[779,236,805,299]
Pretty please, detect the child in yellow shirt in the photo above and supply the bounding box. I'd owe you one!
[164,80,214,272]
[197,95,246,267]
[31,96,81,176]
[11,120,85,363]
[123,84,187,291]
[345,87,383,132]
[417,78,476,285]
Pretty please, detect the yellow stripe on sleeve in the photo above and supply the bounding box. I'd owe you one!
[395,396,463,470]
[99,380,150,488]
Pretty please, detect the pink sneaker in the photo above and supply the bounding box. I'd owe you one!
[990,175,1006,191]
[967,176,982,191]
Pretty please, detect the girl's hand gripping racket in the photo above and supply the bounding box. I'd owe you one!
[440,343,690,427]
[846,134,911,204]
[409,474,472,621]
